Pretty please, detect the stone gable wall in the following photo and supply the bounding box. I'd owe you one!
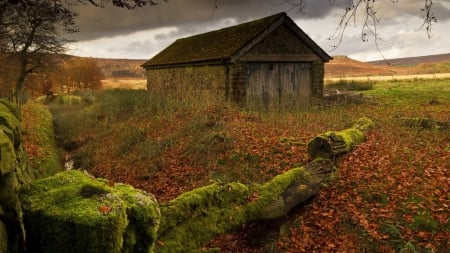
[247,24,316,55]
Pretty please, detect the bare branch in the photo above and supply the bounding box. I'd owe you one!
[288,0,435,56]
[83,0,166,9]
[286,0,308,13]
[418,0,437,38]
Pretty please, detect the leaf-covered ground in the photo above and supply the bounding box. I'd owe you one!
[24,78,450,252]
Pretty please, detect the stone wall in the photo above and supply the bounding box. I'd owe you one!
[146,65,227,104]
[0,100,34,253]
[229,63,247,105]
[20,170,161,253]
[311,60,325,97]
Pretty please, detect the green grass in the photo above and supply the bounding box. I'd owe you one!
[410,212,439,233]
[363,78,450,105]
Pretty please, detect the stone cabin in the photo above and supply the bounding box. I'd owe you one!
[142,12,332,111]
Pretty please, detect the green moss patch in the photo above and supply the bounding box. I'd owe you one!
[0,101,22,176]
[0,126,17,176]
[157,182,250,252]
[19,170,160,253]
[307,117,374,159]
[0,219,7,253]
[156,166,313,252]
[0,99,34,253]
[22,102,62,178]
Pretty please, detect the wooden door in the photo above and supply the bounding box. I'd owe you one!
[246,62,311,111]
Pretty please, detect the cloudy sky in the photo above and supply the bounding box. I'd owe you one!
[66,0,450,62]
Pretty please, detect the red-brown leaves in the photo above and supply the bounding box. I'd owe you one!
[98,205,112,214]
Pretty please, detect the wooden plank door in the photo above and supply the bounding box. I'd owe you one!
[247,62,311,111]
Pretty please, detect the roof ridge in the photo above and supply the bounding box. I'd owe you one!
[142,12,333,68]
[174,12,286,42]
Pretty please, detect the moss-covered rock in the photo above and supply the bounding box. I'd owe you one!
[0,99,33,253]
[0,205,7,253]
[0,219,7,253]
[0,125,17,176]
[19,170,160,253]
[0,102,21,176]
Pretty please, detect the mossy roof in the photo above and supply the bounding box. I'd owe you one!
[142,12,331,68]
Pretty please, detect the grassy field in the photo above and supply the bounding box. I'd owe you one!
[101,78,147,89]
[25,77,449,252]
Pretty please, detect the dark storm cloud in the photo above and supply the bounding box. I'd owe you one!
[71,0,450,41]
[71,0,347,41]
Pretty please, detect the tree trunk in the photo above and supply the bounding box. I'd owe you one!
[307,117,374,159]
[156,158,335,253]
[402,117,449,130]
[155,117,373,252]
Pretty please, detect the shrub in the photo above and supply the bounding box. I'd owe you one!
[326,80,374,91]
[92,89,152,121]
[410,212,439,232]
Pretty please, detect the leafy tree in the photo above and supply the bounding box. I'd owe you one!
[63,58,104,91]
[0,0,169,103]
[0,0,77,103]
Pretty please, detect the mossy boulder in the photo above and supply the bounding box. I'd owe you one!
[0,101,25,176]
[19,170,160,253]
[0,99,33,253]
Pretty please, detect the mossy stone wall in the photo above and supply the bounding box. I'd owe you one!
[0,99,34,253]
[21,102,63,179]
[19,170,161,253]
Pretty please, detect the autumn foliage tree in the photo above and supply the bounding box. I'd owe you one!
[0,0,77,103]
[62,58,104,92]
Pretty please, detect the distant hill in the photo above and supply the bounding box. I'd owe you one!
[368,53,450,66]
[325,53,450,78]
[89,58,147,79]
[69,53,450,80]
[325,56,406,78]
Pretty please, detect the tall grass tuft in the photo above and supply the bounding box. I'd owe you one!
[326,80,374,91]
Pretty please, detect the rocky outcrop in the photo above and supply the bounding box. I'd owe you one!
[20,170,161,253]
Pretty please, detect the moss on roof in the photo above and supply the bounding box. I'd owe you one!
[143,12,286,67]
